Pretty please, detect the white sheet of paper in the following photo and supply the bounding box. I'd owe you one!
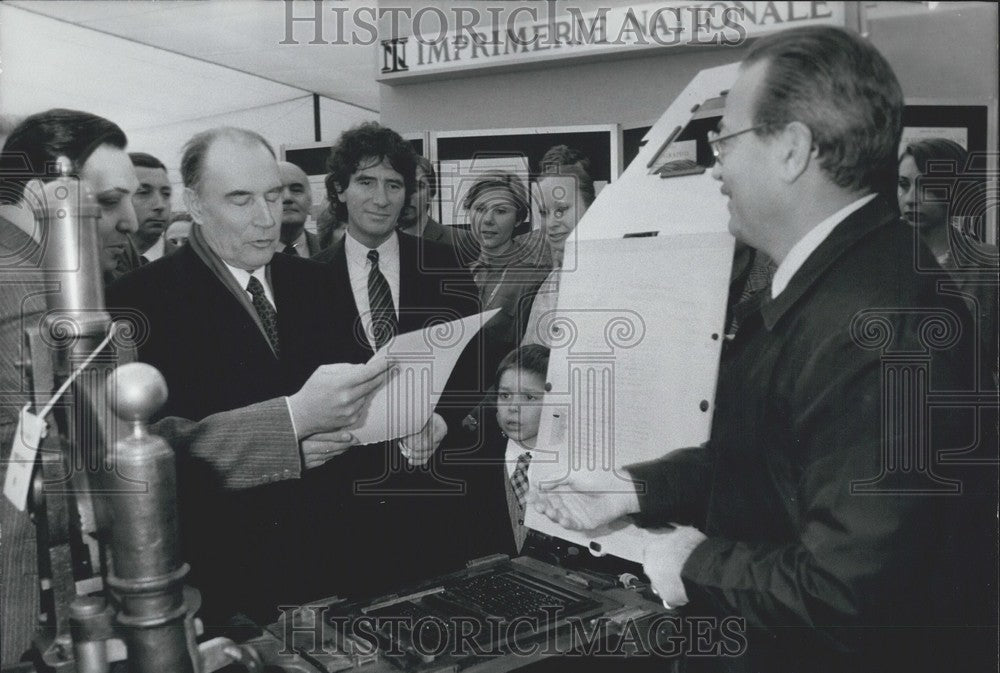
[3,405,48,511]
[525,234,733,563]
[348,309,500,445]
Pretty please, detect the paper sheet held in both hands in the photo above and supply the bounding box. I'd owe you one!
[348,308,499,445]
[524,235,732,563]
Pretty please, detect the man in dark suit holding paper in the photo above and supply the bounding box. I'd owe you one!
[533,26,997,673]
[107,127,391,623]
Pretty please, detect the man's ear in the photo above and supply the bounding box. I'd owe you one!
[778,121,813,184]
[334,182,347,203]
[184,187,203,224]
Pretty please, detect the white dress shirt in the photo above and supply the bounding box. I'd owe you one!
[141,235,165,263]
[771,194,876,299]
[221,262,276,310]
[345,232,400,350]
[505,439,531,479]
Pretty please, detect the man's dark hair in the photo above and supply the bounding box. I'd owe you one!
[325,122,417,223]
[180,127,275,191]
[743,26,903,197]
[496,344,550,382]
[416,154,437,198]
[0,108,128,205]
[129,151,166,171]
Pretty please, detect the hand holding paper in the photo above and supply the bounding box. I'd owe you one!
[288,359,392,439]
[300,430,356,469]
[532,469,641,531]
[348,309,499,445]
[398,412,447,467]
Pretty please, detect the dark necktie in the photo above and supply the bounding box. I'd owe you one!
[367,249,398,349]
[282,243,298,256]
[246,275,280,357]
[510,451,532,513]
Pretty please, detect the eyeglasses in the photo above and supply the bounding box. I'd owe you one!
[707,125,767,165]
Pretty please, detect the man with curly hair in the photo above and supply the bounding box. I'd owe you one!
[310,123,489,600]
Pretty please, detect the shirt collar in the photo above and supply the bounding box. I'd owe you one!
[143,235,165,262]
[222,260,267,288]
[504,439,533,476]
[220,260,274,308]
[759,195,897,332]
[345,229,399,269]
[771,194,876,299]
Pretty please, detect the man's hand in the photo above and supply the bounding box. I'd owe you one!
[301,430,356,469]
[398,412,447,467]
[530,469,641,530]
[287,361,390,438]
[642,526,707,609]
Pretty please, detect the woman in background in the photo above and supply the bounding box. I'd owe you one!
[466,170,550,372]
[898,137,998,383]
[522,148,596,346]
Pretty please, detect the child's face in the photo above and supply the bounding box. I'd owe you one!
[496,368,546,447]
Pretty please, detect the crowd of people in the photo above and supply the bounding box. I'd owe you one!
[1,24,997,672]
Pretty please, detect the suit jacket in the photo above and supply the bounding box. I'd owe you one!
[400,217,481,269]
[939,235,999,385]
[304,229,323,257]
[0,215,48,664]
[408,217,479,265]
[0,216,303,661]
[107,228,342,622]
[309,233,492,599]
[627,197,997,673]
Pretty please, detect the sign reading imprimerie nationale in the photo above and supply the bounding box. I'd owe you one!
[374,2,845,83]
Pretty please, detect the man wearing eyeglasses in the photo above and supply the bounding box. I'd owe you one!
[534,26,996,673]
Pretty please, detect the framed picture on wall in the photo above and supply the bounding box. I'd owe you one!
[901,100,994,155]
[432,125,621,228]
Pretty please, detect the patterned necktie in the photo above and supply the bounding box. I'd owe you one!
[282,243,298,256]
[367,249,398,349]
[510,451,532,512]
[246,275,280,357]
